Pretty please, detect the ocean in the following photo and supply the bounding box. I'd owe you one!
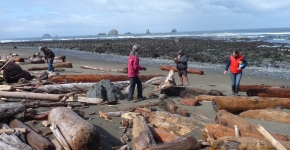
[1,27,290,44]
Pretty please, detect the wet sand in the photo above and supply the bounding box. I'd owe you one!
[1,46,290,149]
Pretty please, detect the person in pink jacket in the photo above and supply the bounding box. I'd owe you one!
[127,44,147,102]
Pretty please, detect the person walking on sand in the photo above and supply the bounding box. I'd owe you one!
[127,44,147,103]
[224,50,248,95]
[39,46,55,72]
[174,50,189,86]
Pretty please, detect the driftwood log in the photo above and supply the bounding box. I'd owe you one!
[132,116,156,150]
[49,107,101,150]
[239,84,290,92]
[0,103,25,120]
[21,100,66,108]
[0,128,26,134]
[0,91,62,102]
[149,111,205,136]
[66,96,103,104]
[29,59,45,64]
[49,74,163,83]
[157,99,189,116]
[161,87,207,97]
[145,76,166,85]
[27,62,73,71]
[81,65,127,73]
[247,88,290,98]
[212,96,290,113]
[148,127,180,143]
[153,69,176,91]
[240,109,290,123]
[146,136,200,150]
[202,124,261,141]
[9,119,55,150]
[215,110,289,141]
[25,111,50,120]
[0,132,34,150]
[50,123,71,150]
[194,95,220,101]
[210,136,290,150]
[180,98,200,106]
[12,57,25,62]
[159,65,204,75]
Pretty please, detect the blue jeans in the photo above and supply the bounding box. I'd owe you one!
[230,72,242,93]
[127,76,143,101]
[48,57,54,72]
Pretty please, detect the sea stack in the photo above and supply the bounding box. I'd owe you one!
[172,29,177,32]
[108,29,118,35]
[42,34,51,38]
[146,29,150,34]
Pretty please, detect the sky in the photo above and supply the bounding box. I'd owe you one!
[1,0,290,39]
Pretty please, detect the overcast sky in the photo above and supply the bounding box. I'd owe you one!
[1,0,290,39]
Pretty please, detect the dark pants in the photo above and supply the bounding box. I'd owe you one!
[127,76,143,101]
[48,57,54,72]
[230,72,242,93]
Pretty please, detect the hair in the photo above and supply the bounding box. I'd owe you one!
[132,44,140,51]
[233,50,239,54]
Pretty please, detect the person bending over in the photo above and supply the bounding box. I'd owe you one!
[39,46,55,72]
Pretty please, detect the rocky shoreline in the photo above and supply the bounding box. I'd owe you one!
[2,37,290,80]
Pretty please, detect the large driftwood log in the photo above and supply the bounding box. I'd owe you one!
[0,103,25,120]
[159,65,204,75]
[27,62,73,71]
[210,136,290,150]
[247,88,290,98]
[132,116,156,150]
[202,124,261,141]
[146,136,200,150]
[215,110,289,141]
[49,74,163,83]
[0,91,62,102]
[48,107,101,150]
[145,76,166,85]
[153,70,176,91]
[161,87,207,97]
[0,132,34,150]
[240,109,290,123]
[9,119,55,150]
[157,99,189,116]
[239,84,290,92]
[149,111,205,136]
[212,96,290,113]
[148,126,180,143]
[81,65,127,73]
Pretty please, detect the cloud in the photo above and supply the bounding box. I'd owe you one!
[0,0,290,39]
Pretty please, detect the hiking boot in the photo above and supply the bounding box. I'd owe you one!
[137,96,146,101]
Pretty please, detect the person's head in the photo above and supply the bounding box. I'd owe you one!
[178,50,184,56]
[131,44,140,55]
[39,46,44,52]
[232,50,240,58]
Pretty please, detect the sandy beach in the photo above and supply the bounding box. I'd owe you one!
[1,45,290,149]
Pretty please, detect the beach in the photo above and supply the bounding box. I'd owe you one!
[1,45,290,149]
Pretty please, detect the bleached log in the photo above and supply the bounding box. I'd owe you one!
[49,107,101,150]
[51,138,65,150]
[0,85,14,91]
[104,111,128,117]
[10,119,55,150]
[0,132,33,150]
[257,125,287,150]
[132,116,156,150]
[0,103,25,120]
[0,91,62,102]
[0,140,19,150]
[81,65,127,73]
[145,76,166,85]
[0,128,26,134]
[153,69,176,91]
[50,123,71,150]
[66,96,103,104]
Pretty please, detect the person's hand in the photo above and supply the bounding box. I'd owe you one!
[224,70,227,75]
[238,68,242,70]
[144,67,147,71]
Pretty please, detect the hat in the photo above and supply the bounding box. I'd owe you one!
[178,50,183,54]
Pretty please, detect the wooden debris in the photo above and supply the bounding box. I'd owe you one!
[149,111,205,136]
[123,102,160,111]
[148,126,180,142]
[21,100,66,108]
[49,107,101,150]
[0,91,62,102]
[161,87,207,97]
[145,76,166,85]
[157,99,190,116]
[194,95,220,101]
[159,65,204,75]
[49,74,163,83]
[66,96,103,104]
[27,62,73,71]
[180,98,201,106]
[153,69,176,91]
[215,110,289,141]
[0,132,34,150]
[239,84,290,92]
[99,111,113,122]
[0,128,26,134]
[103,111,128,117]
[240,109,290,123]
[247,88,290,98]
[132,116,156,150]
[50,123,71,150]
[0,85,14,91]
[0,103,25,120]
[212,96,290,113]
[146,136,200,150]
[211,136,290,150]
[10,119,55,150]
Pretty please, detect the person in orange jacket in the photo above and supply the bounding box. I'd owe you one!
[224,50,248,95]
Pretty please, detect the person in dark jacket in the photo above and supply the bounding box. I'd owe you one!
[127,44,147,103]
[39,46,55,72]
[224,50,248,95]
[174,50,189,86]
